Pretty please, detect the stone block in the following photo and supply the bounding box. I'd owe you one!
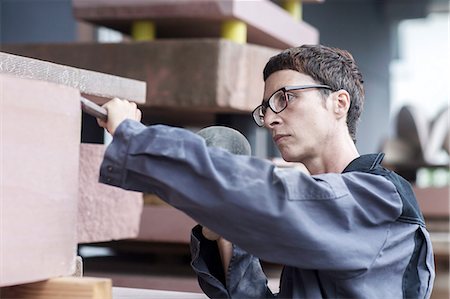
[137,205,197,243]
[414,186,449,218]
[78,144,143,244]
[0,51,146,105]
[0,74,80,287]
[2,40,278,113]
[72,0,319,49]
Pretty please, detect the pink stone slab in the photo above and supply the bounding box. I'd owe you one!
[0,74,80,287]
[78,144,143,244]
[136,205,197,243]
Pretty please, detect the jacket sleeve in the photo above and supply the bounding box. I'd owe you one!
[190,225,275,298]
[99,121,403,272]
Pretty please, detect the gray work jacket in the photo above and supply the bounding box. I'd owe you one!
[99,121,435,299]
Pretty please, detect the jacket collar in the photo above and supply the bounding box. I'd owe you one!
[342,153,385,173]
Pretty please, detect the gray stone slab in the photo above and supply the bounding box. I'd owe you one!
[0,51,146,104]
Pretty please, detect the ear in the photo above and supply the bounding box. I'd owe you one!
[332,89,351,119]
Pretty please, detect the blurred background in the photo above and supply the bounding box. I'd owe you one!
[1,0,448,298]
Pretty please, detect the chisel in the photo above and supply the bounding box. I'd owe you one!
[80,97,108,121]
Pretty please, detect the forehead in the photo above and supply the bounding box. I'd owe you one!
[263,70,316,99]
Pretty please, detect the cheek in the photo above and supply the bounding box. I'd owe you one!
[299,111,331,136]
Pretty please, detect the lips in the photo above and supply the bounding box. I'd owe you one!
[273,134,289,143]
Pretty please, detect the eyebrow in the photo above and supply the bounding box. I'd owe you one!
[261,86,282,104]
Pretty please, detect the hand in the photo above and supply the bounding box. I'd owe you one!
[202,226,221,241]
[97,98,142,135]
[202,226,233,275]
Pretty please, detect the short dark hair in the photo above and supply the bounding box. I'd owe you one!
[263,44,364,143]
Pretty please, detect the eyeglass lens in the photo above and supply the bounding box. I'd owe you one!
[252,90,287,126]
[271,90,287,112]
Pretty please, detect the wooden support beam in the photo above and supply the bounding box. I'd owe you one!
[112,287,207,299]
[1,277,112,299]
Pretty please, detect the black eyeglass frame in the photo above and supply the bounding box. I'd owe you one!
[252,84,333,127]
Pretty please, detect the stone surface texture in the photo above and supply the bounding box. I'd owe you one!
[0,51,146,105]
[2,40,278,112]
[137,205,197,243]
[414,186,449,218]
[1,74,80,286]
[78,143,143,244]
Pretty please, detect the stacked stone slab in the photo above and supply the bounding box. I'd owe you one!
[2,0,322,115]
[0,0,324,251]
[72,0,321,49]
[0,0,325,294]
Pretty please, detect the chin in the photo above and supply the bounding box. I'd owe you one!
[280,150,307,163]
[280,151,296,163]
[281,156,294,163]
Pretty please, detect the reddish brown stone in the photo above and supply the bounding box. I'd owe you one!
[78,144,143,244]
[137,205,197,243]
[2,40,278,113]
[414,186,449,218]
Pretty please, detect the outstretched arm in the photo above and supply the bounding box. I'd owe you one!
[98,98,402,273]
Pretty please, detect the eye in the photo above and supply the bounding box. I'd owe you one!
[261,102,269,114]
[286,93,296,102]
[271,92,286,111]
[259,107,266,117]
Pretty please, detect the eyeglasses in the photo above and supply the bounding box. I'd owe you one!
[251,84,333,127]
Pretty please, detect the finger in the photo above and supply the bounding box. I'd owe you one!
[136,108,142,121]
[97,118,106,128]
[130,102,137,117]
[202,226,220,241]
[106,97,120,107]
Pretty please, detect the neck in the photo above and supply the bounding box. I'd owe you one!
[304,134,360,175]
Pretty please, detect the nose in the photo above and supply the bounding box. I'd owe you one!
[263,109,281,129]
